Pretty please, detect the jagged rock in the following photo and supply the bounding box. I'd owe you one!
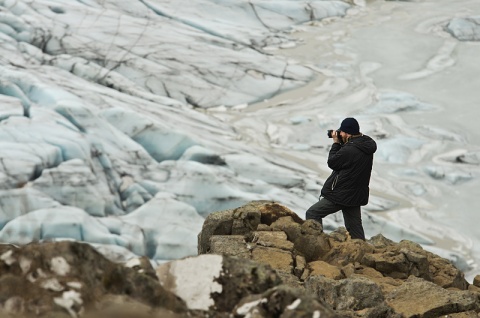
[428,251,469,290]
[251,246,293,273]
[270,216,327,261]
[270,216,302,236]
[274,271,304,291]
[386,276,479,317]
[197,209,235,254]
[361,239,468,289]
[305,261,344,280]
[255,202,304,225]
[196,201,480,317]
[156,254,282,313]
[305,275,386,312]
[198,201,310,279]
[294,255,307,278]
[327,227,351,242]
[252,231,294,251]
[339,263,403,295]
[103,265,183,310]
[468,284,480,293]
[232,205,261,236]
[303,276,337,299]
[362,248,421,280]
[2,201,479,318]
[324,238,374,267]
[0,241,186,317]
[334,276,384,311]
[124,256,158,279]
[293,220,332,262]
[210,235,251,258]
[233,284,339,318]
[197,201,290,254]
[474,275,480,287]
[211,255,281,312]
[369,233,397,248]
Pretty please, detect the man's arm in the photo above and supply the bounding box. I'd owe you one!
[327,143,344,170]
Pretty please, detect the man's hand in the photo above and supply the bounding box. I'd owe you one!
[333,131,341,144]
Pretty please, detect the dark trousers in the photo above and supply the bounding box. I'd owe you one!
[306,196,365,240]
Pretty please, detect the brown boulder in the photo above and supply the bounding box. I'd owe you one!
[270,216,302,240]
[368,234,397,248]
[195,201,479,317]
[209,235,250,258]
[197,209,236,255]
[252,231,294,251]
[324,238,374,267]
[292,220,331,262]
[198,202,316,281]
[213,255,282,312]
[255,201,304,225]
[305,261,344,280]
[474,275,480,287]
[468,284,480,293]
[386,276,479,317]
[340,263,403,294]
[197,201,300,256]
[361,239,468,289]
[233,284,339,318]
[251,246,293,273]
[305,275,387,313]
[427,252,469,290]
[0,241,186,317]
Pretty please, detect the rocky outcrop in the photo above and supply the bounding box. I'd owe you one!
[0,241,186,318]
[1,201,479,318]
[195,201,480,317]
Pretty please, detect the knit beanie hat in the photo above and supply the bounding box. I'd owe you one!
[339,117,360,135]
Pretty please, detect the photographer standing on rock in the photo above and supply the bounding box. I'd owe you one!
[306,117,377,240]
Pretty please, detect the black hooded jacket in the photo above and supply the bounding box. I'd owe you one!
[321,134,377,206]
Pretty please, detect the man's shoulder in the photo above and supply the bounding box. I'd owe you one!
[346,135,377,154]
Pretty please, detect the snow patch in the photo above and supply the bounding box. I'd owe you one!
[236,298,267,315]
[19,257,31,274]
[167,254,223,310]
[0,250,16,265]
[41,278,64,292]
[125,258,141,268]
[50,256,70,276]
[286,298,301,310]
[53,290,83,318]
[66,282,82,289]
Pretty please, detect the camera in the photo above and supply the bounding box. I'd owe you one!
[327,129,340,138]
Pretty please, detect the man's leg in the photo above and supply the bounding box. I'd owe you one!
[341,206,365,240]
[305,197,341,226]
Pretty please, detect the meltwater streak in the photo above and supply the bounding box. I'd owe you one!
[225,0,480,281]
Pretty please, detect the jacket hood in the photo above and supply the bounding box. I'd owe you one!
[348,134,377,155]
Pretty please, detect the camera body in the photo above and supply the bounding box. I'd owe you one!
[327,129,341,138]
[328,129,343,143]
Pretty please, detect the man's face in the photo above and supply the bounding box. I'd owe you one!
[339,130,349,139]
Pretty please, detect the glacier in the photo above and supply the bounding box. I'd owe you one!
[1,0,480,281]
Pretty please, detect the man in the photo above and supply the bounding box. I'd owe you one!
[306,117,377,240]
